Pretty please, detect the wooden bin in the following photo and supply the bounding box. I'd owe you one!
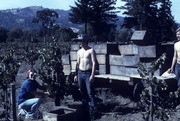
[43,106,77,121]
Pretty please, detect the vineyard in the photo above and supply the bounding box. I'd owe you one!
[1,41,180,121]
[0,40,74,120]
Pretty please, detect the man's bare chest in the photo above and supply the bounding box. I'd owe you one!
[175,42,180,50]
[79,51,91,59]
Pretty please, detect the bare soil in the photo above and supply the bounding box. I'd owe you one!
[17,88,180,121]
[1,61,180,121]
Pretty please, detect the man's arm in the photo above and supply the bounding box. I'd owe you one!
[90,49,96,82]
[32,82,47,97]
[74,51,80,82]
[38,84,46,91]
[168,44,177,73]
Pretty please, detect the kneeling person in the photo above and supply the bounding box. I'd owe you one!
[17,69,46,119]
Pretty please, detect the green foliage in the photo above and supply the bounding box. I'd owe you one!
[88,0,118,36]
[137,53,180,120]
[0,27,8,42]
[138,53,170,120]
[69,0,118,39]
[120,0,177,43]
[65,72,82,101]
[21,29,40,42]
[38,40,66,106]
[0,40,73,106]
[158,0,177,42]
[32,9,59,29]
[24,49,40,69]
[53,26,77,42]
[115,28,133,43]
[138,53,166,77]
[32,9,59,39]
[1,8,77,43]
[7,27,24,42]
[69,0,95,34]
[0,48,21,90]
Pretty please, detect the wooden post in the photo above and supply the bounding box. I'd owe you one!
[5,89,9,120]
[149,72,153,121]
[11,83,17,121]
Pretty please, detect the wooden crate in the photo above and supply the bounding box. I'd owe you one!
[63,65,71,75]
[138,45,156,58]
[110,65,125,76]
[98,64,109,74]
[61,54,70,65]
[118,44,138,55]
[93,43,119,54]
[96,54,108,65]
[109,55,139,66]
[43,106,77,121]
[110,65,139,76]
[70,51,77,61]
[71,61,77,71]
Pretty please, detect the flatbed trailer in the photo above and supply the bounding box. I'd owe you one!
[94,74,177,96]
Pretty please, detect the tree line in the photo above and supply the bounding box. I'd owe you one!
[0,0,178,44]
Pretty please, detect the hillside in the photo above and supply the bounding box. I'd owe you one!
[0,6,80,30]
[0,6,124,30]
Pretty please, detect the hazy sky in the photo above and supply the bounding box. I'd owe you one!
[0,0,179,23]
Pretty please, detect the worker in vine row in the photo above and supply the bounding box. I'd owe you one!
[168,28,180,87]
[17,69,48,119]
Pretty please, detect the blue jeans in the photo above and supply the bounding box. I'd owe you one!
[175,63,180,87]
[78,70,96,108]
[18,98,42,118]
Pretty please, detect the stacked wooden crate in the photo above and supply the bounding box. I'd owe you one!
[138,45,159,76]
[93,43,119,74]
[61,54,71,75]
[70,44,80,72]
[61,43,80,75]
[110,44,140,76]
[67,43,158,77]
[109,44,157,77]
[68,43,119,75]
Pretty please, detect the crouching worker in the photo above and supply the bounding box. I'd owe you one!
[17,69,47,119]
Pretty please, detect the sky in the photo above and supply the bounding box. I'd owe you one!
[0,0,179,23]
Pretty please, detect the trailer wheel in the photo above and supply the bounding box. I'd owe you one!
[133,80,146,101]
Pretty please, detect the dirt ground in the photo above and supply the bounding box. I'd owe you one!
[1,61,180,121]
[1,82,180,121]
[16,88,180,121]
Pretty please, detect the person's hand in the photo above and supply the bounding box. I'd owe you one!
[74,76,77,82]
[89,75,94,83]
[167,68,173,73]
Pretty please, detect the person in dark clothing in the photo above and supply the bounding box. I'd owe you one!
[17,69,46,119]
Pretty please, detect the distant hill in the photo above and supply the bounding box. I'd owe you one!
[0,6,80,30]
[0,6,124,30]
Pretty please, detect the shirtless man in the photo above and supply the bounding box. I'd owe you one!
[73,34,96,115]
[168,28,180,87]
